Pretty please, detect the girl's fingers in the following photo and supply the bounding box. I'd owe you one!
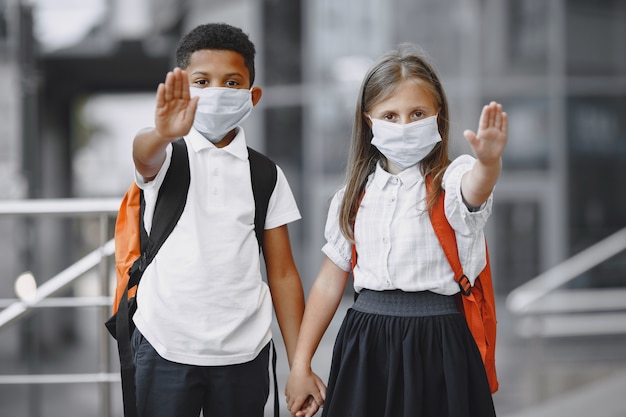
[487,102,496,127]
[478,104,489,131]
[494,106,502,130]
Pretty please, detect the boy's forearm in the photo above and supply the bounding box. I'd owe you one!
[132,127,172,181]
[270,271,305,367]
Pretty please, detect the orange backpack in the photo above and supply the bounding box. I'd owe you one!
[351,181,499,393]
[428,183,499,394]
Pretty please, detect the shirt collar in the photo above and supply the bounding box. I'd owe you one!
[373,160,422,190]
[186,127,249,161]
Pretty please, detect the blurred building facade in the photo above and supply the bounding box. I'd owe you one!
[2,0,624,293]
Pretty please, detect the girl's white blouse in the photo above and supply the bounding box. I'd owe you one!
[322,155,492,296]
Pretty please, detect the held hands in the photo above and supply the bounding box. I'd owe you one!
[463,101,508,166]
[285,366,326,417]
[154,67,199,142]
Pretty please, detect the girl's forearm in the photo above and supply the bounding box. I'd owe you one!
[461,158,502,208]
[291,258,348,371]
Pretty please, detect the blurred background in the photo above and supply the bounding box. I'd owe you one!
[0,0,625,416]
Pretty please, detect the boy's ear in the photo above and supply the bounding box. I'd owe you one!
[251,86,263,106]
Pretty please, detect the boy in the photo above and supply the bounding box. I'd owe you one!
[130,23,305,417]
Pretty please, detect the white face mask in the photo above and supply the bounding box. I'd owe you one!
[190,87,253,143]
[370,114,442,170]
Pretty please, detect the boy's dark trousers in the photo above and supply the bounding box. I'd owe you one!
[131,329,270,417]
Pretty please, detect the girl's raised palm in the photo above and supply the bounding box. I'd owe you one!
[463,101,508,166]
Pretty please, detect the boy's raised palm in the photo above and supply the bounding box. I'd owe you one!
[155,67,199,142]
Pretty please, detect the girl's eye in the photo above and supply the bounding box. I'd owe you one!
[382,114,397,122]
[412,111,426,119]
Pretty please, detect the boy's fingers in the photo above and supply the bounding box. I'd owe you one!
[180,70,190,99]
[163,71,174,102]
[155,83,165,109]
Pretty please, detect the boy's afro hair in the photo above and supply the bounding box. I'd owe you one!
[176,23,256,85]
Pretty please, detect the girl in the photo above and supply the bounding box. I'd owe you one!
[285,43,507,417]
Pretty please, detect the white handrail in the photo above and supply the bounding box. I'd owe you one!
[506,227,626,314]
[0,239,115,329]
[0,198,120,417]
[0,198,120,216]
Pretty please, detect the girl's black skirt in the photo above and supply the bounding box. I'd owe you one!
[321,290,496,417]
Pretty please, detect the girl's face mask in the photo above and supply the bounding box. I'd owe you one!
[369,114,442,170]
[190,87,253,143]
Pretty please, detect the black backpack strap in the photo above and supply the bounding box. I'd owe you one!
[132,138,191,285]
[117,138,190,417]
[248,147,277,251]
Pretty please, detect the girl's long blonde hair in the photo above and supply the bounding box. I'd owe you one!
[339,44,452,242]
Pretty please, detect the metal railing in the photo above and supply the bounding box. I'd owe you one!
[0,198,120,417]
[506,227,626,337]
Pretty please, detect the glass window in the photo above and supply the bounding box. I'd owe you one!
[393,0,464,77]
[566,0,626,76]
[505,0,549,75]
[568,97,625,156]
[265,105,303,169]
[262,0,302,86]
[499,97,550,170]
[568,96,626,288]
[494,201,541,294]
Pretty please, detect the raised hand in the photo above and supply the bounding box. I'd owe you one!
[463,101,508,166]
[154,67,199,142]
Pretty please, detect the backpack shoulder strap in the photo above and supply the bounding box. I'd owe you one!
[141,139,190,254]
[248,147,277,251]
[128,138,191,287]
[427,177,499,393]
[109,138,191,417]
[426,178,472,296]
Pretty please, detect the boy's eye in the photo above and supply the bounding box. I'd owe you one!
[225,80,239,87]
[194,80,208,86]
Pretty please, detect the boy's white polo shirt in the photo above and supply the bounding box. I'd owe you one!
[132,127,301,366]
